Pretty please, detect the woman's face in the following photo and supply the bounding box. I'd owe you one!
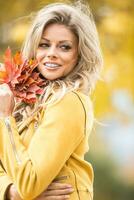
[36,23,79,80]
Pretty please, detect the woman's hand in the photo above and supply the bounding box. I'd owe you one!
[6,184,22,200]
[7,182,73,200]
[36,182,74,200]
[0,83,15,117]
[0,63,5,70]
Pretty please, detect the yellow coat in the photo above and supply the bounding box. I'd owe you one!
[0,91,94,200]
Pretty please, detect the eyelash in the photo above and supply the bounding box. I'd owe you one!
[38,43,71,51]
[39,43,49,48]
[60,45,71,50]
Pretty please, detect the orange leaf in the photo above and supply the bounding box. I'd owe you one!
[0,71,8,83]
[0,47,47,104]
[13,51,23,65]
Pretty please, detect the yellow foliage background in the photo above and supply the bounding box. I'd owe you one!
[0,0,134,199]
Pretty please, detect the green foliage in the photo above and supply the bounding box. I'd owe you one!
[86,153,134,200]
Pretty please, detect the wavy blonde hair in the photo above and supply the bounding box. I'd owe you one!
[14,1,103,130]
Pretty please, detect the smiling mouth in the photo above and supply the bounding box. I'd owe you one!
[44,63,61,69]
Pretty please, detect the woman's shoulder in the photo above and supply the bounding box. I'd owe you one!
[47,90,93,113]
[69,90,93,110]
[71,90,92,104]
[41,91,94,132]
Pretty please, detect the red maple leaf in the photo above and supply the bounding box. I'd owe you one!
[0,47,48,104]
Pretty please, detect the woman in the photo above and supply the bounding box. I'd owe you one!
[0,1,103,200]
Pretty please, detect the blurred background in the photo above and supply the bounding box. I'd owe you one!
[0,0,134,199]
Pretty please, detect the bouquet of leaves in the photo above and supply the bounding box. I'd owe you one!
[0,48,47,104]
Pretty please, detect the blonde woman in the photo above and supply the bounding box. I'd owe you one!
[0,1,103,200]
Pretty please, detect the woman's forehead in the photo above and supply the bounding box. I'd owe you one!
[42,23,78,43]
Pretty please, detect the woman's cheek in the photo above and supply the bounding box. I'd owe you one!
[36,50,46,61]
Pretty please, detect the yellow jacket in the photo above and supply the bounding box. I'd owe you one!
[0,91,94,200]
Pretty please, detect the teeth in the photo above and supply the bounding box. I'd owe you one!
[45,63,60,68]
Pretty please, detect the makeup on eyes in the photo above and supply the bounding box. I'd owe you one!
[40,38,72,46]
[38,41,72,51]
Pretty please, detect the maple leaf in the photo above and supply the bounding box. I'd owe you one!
[0,47,48,104]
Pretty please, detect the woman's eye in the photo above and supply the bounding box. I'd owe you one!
[60,45,71,51]
[39,43,50,48]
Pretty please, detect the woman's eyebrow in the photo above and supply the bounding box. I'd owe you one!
[41,37,49,42]
[41,37,73,44]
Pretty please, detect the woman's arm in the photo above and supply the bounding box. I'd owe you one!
[7,182,73,200]
[0,85,86,199]
[1,168,73,200]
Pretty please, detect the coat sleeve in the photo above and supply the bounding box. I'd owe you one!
[0,92,87,199]
[0,164,12,200]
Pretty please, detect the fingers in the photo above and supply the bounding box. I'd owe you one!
[0,63,5,70]
[44,188,74,196]
[38,195,70,200]
[0,83,12,95]
[0,83,15,117]
[36,183,74,200]
[47,182,72,190]
[0,83,11,91]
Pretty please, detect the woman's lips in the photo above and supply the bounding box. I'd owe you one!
[44,62,62,70]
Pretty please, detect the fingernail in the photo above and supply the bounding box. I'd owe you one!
[69,188,74,191]
[67,184,72,188]
[64,195,70,199]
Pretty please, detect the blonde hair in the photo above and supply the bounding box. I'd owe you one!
[15,1,103,129]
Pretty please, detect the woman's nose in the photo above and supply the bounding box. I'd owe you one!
[47,46,57,58]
